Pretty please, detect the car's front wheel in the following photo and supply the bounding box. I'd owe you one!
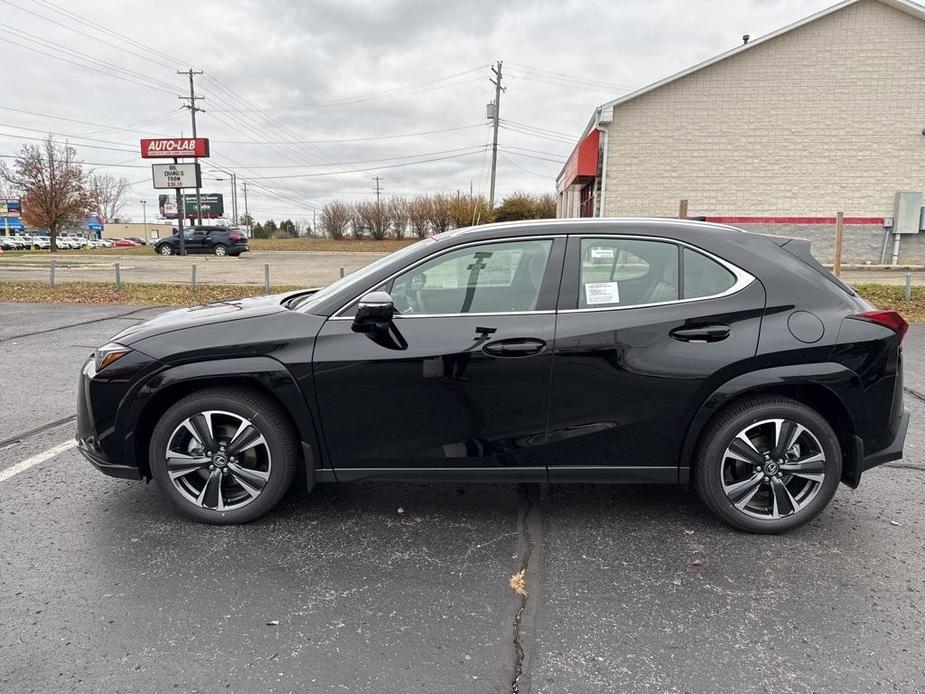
[157,244,174,256]
[694,395,841,534]
[149,387,298,524]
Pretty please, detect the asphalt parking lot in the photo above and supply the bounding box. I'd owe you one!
[1,303,924,693]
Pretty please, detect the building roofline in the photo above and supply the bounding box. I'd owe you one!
[597,0,925,113]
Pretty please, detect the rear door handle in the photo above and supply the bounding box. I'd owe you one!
[482,337,546,357]
[669,325,730,342]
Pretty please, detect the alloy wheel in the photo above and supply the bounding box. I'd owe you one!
[165,410,271,511]
[720,418,826,519]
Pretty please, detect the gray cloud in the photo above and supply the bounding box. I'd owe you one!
[2,0,834,222]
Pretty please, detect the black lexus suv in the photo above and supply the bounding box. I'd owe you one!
[77,219,908,532]
[154,226,249,257]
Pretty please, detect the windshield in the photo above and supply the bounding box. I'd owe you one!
[292,238,435,312]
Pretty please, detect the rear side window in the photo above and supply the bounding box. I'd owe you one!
[578,238,678,308]
[682,248,736,299]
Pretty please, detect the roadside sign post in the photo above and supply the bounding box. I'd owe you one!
[175,158,186,257]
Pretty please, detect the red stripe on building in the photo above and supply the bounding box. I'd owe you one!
[705,216,884,225]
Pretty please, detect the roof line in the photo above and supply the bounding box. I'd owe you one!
[597,0,925,113]
[448,216,748,238]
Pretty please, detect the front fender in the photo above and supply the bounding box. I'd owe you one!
[117,355,322,476]
[679,362,863,483]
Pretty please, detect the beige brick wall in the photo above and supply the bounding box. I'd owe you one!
[602,0,925,218]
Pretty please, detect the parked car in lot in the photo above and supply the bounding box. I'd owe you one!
[30,236,50,250]
[0,236,17,250]
[78,219,908,531]
[126,237,148,246]
[154,226,249,257]
[110,238,139,248]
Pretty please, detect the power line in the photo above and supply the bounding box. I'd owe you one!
[498,153,554,179]
[210,123,484,145]
[245,148,488,180]
[505,62,636,91]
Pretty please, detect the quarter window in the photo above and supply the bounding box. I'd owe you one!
[578,238,678,308]
[682,247,736,299]
[390,239,553,315]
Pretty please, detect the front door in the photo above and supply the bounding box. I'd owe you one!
[312,237,564,478]
[546,234,765,482]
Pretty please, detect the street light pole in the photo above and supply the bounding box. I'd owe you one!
[140,200,148,242]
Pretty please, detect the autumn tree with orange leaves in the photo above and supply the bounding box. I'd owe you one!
[0,136,90,251]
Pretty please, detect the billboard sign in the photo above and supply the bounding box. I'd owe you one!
[158,193,225,219]
[0,199,22,217]
[152,162,202,189]
[140,138,210,159]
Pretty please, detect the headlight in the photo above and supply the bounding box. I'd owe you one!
[95,342,131,371]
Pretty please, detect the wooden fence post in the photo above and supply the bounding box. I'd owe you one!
[833,212,844,277]
[678,199,689,220]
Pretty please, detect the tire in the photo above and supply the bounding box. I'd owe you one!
[212,243,228,256]
[157,244,174,256]
[148,387,299,524]
[693,395,841,534]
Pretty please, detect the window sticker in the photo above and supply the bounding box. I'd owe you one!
[584,281,621,305]
[589,247,614,260]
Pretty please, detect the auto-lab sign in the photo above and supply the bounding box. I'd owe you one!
[140,138,210,159]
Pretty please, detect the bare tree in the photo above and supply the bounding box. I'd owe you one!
[0,136,89,251]
[407,196,432,238]
[88,173,129,222]
[429,193,453,234]
[448,194,491,229]
[319,201,351,240]
[354,200,394,240]
[388,197,409,238]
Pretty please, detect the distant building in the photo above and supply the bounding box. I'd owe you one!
[557,0,925,262]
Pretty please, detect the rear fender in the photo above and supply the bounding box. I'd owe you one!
[679,362,863,484]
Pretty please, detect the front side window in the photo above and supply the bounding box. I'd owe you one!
[578,238,678,308]
[390,239,553,315]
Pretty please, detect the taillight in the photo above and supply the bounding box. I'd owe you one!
[230,234,241,242]
[854,310,909,344]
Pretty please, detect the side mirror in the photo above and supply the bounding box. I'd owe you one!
[352,291,395,333]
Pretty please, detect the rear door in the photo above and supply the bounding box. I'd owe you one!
[546,232,766,482]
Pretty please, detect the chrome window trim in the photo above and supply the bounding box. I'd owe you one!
[565,234,755,313]
[329,234,563,319]
[327,231,754,321]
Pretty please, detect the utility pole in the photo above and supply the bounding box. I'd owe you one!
[372,176,383,207]
[231,172,238,226]
[242,180,250,236]
[178,68,205,227]
[140,200,147,242]
[488,60,503,210]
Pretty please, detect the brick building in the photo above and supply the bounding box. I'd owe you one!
[557,0,925,263]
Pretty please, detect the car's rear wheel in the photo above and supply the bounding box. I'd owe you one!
[212,243,228,256]
[157,244,174,256]
[149,387,298,524]
[694,395,841,534]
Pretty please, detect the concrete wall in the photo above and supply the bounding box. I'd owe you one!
[601,0,925,222]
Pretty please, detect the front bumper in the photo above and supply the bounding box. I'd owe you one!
[76,436,142,480]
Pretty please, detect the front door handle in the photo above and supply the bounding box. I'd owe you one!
[669,324,731,343]
[482,337,546,357]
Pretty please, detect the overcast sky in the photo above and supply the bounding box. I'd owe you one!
[1,0,836,225]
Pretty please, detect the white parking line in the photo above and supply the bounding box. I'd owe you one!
[0,440,77,483]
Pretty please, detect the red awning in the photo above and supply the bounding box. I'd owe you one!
[560,129,600,189]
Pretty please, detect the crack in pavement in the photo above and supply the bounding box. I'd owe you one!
[0,415,77,449]
[505,484,543,694]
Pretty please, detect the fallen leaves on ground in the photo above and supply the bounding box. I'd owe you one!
[509,569,527,596]
[0,280,302,306]
[852,284,925,323]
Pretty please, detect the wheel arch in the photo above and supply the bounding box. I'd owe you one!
[680,363,863,488]
[123,356,321,485]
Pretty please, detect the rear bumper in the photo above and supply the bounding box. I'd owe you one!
[846,408,909,486]
[861,407,909,471]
